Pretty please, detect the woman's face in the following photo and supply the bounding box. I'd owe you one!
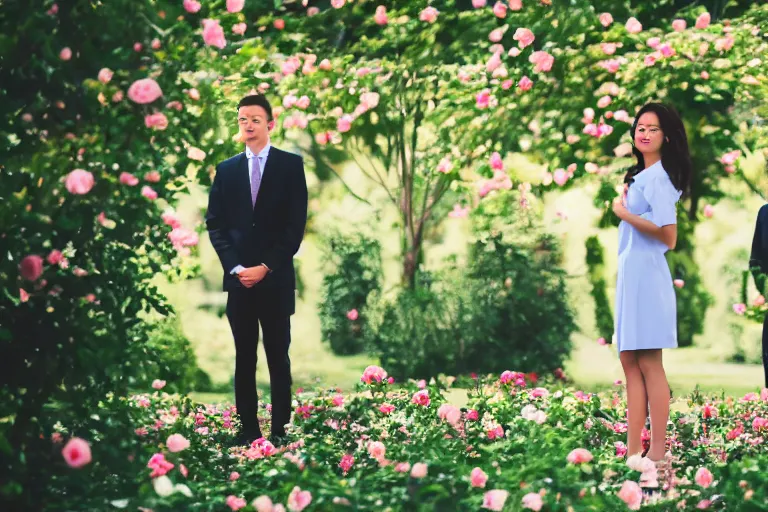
[634,111,665,155]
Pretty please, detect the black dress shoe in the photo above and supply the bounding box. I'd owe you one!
[232,431,263,447]
[268,433,288,447]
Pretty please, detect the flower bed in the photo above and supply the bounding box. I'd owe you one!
[50,368,767,511]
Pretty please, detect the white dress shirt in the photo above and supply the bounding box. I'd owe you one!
[230,142,271,275]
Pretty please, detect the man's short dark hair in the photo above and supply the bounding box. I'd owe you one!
[237,94,273,121]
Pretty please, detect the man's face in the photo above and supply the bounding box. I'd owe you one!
[238,105,272,146]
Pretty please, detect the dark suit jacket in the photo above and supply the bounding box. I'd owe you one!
[750,203,768,295]
[205,146,308,315]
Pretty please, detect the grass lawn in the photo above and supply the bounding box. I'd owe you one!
[164,156,766,406]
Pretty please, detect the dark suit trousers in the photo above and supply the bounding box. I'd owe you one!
[226,288,293,436]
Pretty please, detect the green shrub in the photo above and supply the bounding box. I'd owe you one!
[318,231,383,355]
[585,235,615,343]
[367,190,575,380]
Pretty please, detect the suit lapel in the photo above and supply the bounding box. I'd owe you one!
[234,152,251,214]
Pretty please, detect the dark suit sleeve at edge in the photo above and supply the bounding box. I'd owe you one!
[750,206,766,295]
[205,164,239,274]
[262,155,308,272]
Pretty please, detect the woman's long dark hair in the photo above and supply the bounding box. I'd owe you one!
[624,102,692,197]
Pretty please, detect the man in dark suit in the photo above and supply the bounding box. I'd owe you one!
[205,94,308,446]
[749,203,768,388]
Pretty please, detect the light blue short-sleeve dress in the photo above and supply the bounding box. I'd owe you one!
[615,160,682,352]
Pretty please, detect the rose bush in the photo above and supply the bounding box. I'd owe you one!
[36,367,768,510]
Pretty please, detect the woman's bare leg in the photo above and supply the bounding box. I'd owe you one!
[636,349,670,461]
[620,350,647,457]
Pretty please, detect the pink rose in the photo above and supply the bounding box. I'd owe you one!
[529,51,554,72]
[151,379,166,390]
[672,19,686,31]
[674,279,685,288]
[472,0,486,7]
[144,112,169,130]
[489,152,504,170]
[168,228,199,249]
[62,437,92,468]
[482,490,509,511]
[644,54,657,67]
[567,448,593,464]
[188,147,206,161]
[466,409,479,421]
[59,47,72,61]
[615,441,628,457]
[19,255,44,281]
[166,433,190,452]
[374,5,388,25]
[187,88,201,101]
[597,95,612,108]
[492,1,507,18]
[151,38,161,50]
[183,0,201,13]
[346,308,359,321]
[509,0,522,10]
[144,170,161,183]
[732,303,746,315]
[695,467,714,488]
[141,186,158,200]
[112,90,124,102]
[470,467,488,488]
[274,18,285,30]
[703,204,714,218]
[367,441,386,460]
[202,19,226,48]
[319,59,332,71]
[695,12,711,29]
[522,492,543,511]
[513,28,535,49]
[127,78,163,104]
[754,295,765,306]
[410,462,428,478]
[331,0,345,7]
[226,0,244,13]
[715,35,734,52]
[252,496,274,512]
[47,250,64,266]
[97,68,113,84]
[411,389,430,407]
[232,23,247,35]
[133,42,143,52]
[598,13,613,27]
[646,37,661,49]
[65,169,95,195]
[296,95,311,109]
[230,471,240,481]
[489,28,504,43]
[660,44,675,57]
[332,394,344,407]
[437,404,462,426]
[553,168,568,186]
[379,403,395,414]
[361,365,388,384]
[339,454,355,474]
[618,480,642,510]
[419,6,439,23]
[337,115,353,133]
[287,486,312,511]
[485,52,502,73]
[226,496,247,511]
[625,17,642,34]
[601,43,617,55]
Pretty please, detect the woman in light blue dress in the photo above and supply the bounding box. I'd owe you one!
[612,103,692,463]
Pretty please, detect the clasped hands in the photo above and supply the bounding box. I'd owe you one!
[237,265,269,288]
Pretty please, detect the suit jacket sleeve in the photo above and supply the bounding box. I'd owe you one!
[750,206,766,295]
[206,164,240,274]
[262,156,308,272]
